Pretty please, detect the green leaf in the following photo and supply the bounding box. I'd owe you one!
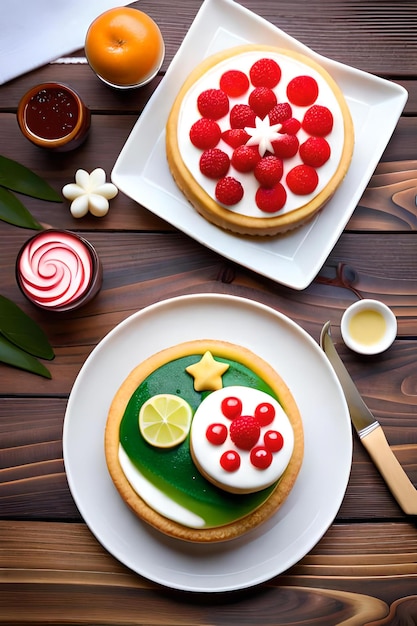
[0,186,43,230]
[0,333,52,378]
[0,155,62,202]
[0,295,54,360]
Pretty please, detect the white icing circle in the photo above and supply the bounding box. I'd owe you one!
[190,386,294,493]
[177,50,345,217]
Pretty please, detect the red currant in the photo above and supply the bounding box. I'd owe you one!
[221,396,242,419]
[255,402,275,426]
[220,450,241,472]
[206,423,228,445]
[250,446,273,469]
[264,430,284,452]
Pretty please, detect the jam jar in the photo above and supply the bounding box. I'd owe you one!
[17,83,91,151]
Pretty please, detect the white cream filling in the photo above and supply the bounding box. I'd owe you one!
[177,50,345,216]
[118,445,206,528]
[191,386,294,493]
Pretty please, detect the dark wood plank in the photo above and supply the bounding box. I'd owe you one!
[0,520,416,625]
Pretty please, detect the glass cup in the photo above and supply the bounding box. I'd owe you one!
[16,229,102,312]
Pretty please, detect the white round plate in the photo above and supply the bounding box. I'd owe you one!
[63,294,351,592]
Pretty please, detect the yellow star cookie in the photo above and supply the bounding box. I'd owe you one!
[186,351,229,391]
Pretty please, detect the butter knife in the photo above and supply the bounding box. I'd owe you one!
[320,321,417,515]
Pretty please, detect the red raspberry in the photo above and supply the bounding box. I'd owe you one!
[255,184,287,213]
[279,117,301,135]
[231,145,261,172]
[229,416,261,450]
[271,134,299,159]
[189,118,221,149]
[286,75,319,106]
[249,58,281,88]
[268,102,292,125]
[221,128,250,148]
[302,105,333,136]
[286,164,319,195]
[197,89,229,120]
[199,148,230,179]
[220,69,250,97]
[248,87,277,119]
[230,104,256,129]
[299,136,331,167]
[215,176,244,205]
[254,156,283,187]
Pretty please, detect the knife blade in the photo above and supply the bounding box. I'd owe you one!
[320,321,417,516]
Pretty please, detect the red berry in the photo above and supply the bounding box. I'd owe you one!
[215,176,244,206]
[279,117,301,135]
[190,118,221,149]
[250,446,273,469]
[220,450,241,472]
[248,87,277,119]
[268,102,292,125]
[197,89,229,120]
[254,156,283,188]
[229,416,261,450]
[302,105,333,136]
[230,104,256,129]
[220,70,250,97]
[221,396,242,419]
[206,423,228,445]
[271,134,299,159]
[264,430,284,452]
[231,145,261,172]
[199,148,230,179]
[254,402,276,426]
[287,75,319,106]
[286,164,319,195]
[255,184,287,213]
[299,136,331,167]
[250,58,281,88]
[221,128,250,148]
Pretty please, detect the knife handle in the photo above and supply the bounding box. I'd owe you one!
[361,425,417,515]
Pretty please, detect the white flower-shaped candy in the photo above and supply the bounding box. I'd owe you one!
[62,168,118,218]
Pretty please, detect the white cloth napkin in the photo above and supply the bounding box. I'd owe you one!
[0,0,131,85]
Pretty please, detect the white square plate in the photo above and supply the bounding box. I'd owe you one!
[111,0,407,289]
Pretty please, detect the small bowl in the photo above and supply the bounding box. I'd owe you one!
[16,230,102,312]
[341,299,397,355]
[17,82,91,151]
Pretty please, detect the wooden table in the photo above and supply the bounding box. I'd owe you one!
[1,1,416,623]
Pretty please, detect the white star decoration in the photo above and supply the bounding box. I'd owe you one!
[245,116,282,157]
[62,168,118,218]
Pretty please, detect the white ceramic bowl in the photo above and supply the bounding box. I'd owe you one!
[341,299,397,355]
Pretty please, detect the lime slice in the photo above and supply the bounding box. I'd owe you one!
[139,394,193,448]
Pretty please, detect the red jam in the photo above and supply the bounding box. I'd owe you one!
[17,83,90,151]
[25,88,78,140]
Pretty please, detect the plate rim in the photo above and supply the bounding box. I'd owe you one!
[63,293,352,592]
[111,0,407,290]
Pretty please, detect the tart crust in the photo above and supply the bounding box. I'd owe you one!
[105,339,304,543]
[166,44,354,236]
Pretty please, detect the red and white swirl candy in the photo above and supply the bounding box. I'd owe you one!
[17,230,98,310]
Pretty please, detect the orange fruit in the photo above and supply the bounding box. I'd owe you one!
[85,7,164,88]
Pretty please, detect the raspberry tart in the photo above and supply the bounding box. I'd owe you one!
[105,340,303,543]
[166,44,354,236]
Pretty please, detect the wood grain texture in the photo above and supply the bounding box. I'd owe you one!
[1,0,417,622]
[1,520,416,625]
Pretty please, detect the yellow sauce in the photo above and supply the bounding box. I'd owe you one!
[348,309,386,345]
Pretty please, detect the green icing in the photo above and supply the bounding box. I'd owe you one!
[119,355,281,528]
